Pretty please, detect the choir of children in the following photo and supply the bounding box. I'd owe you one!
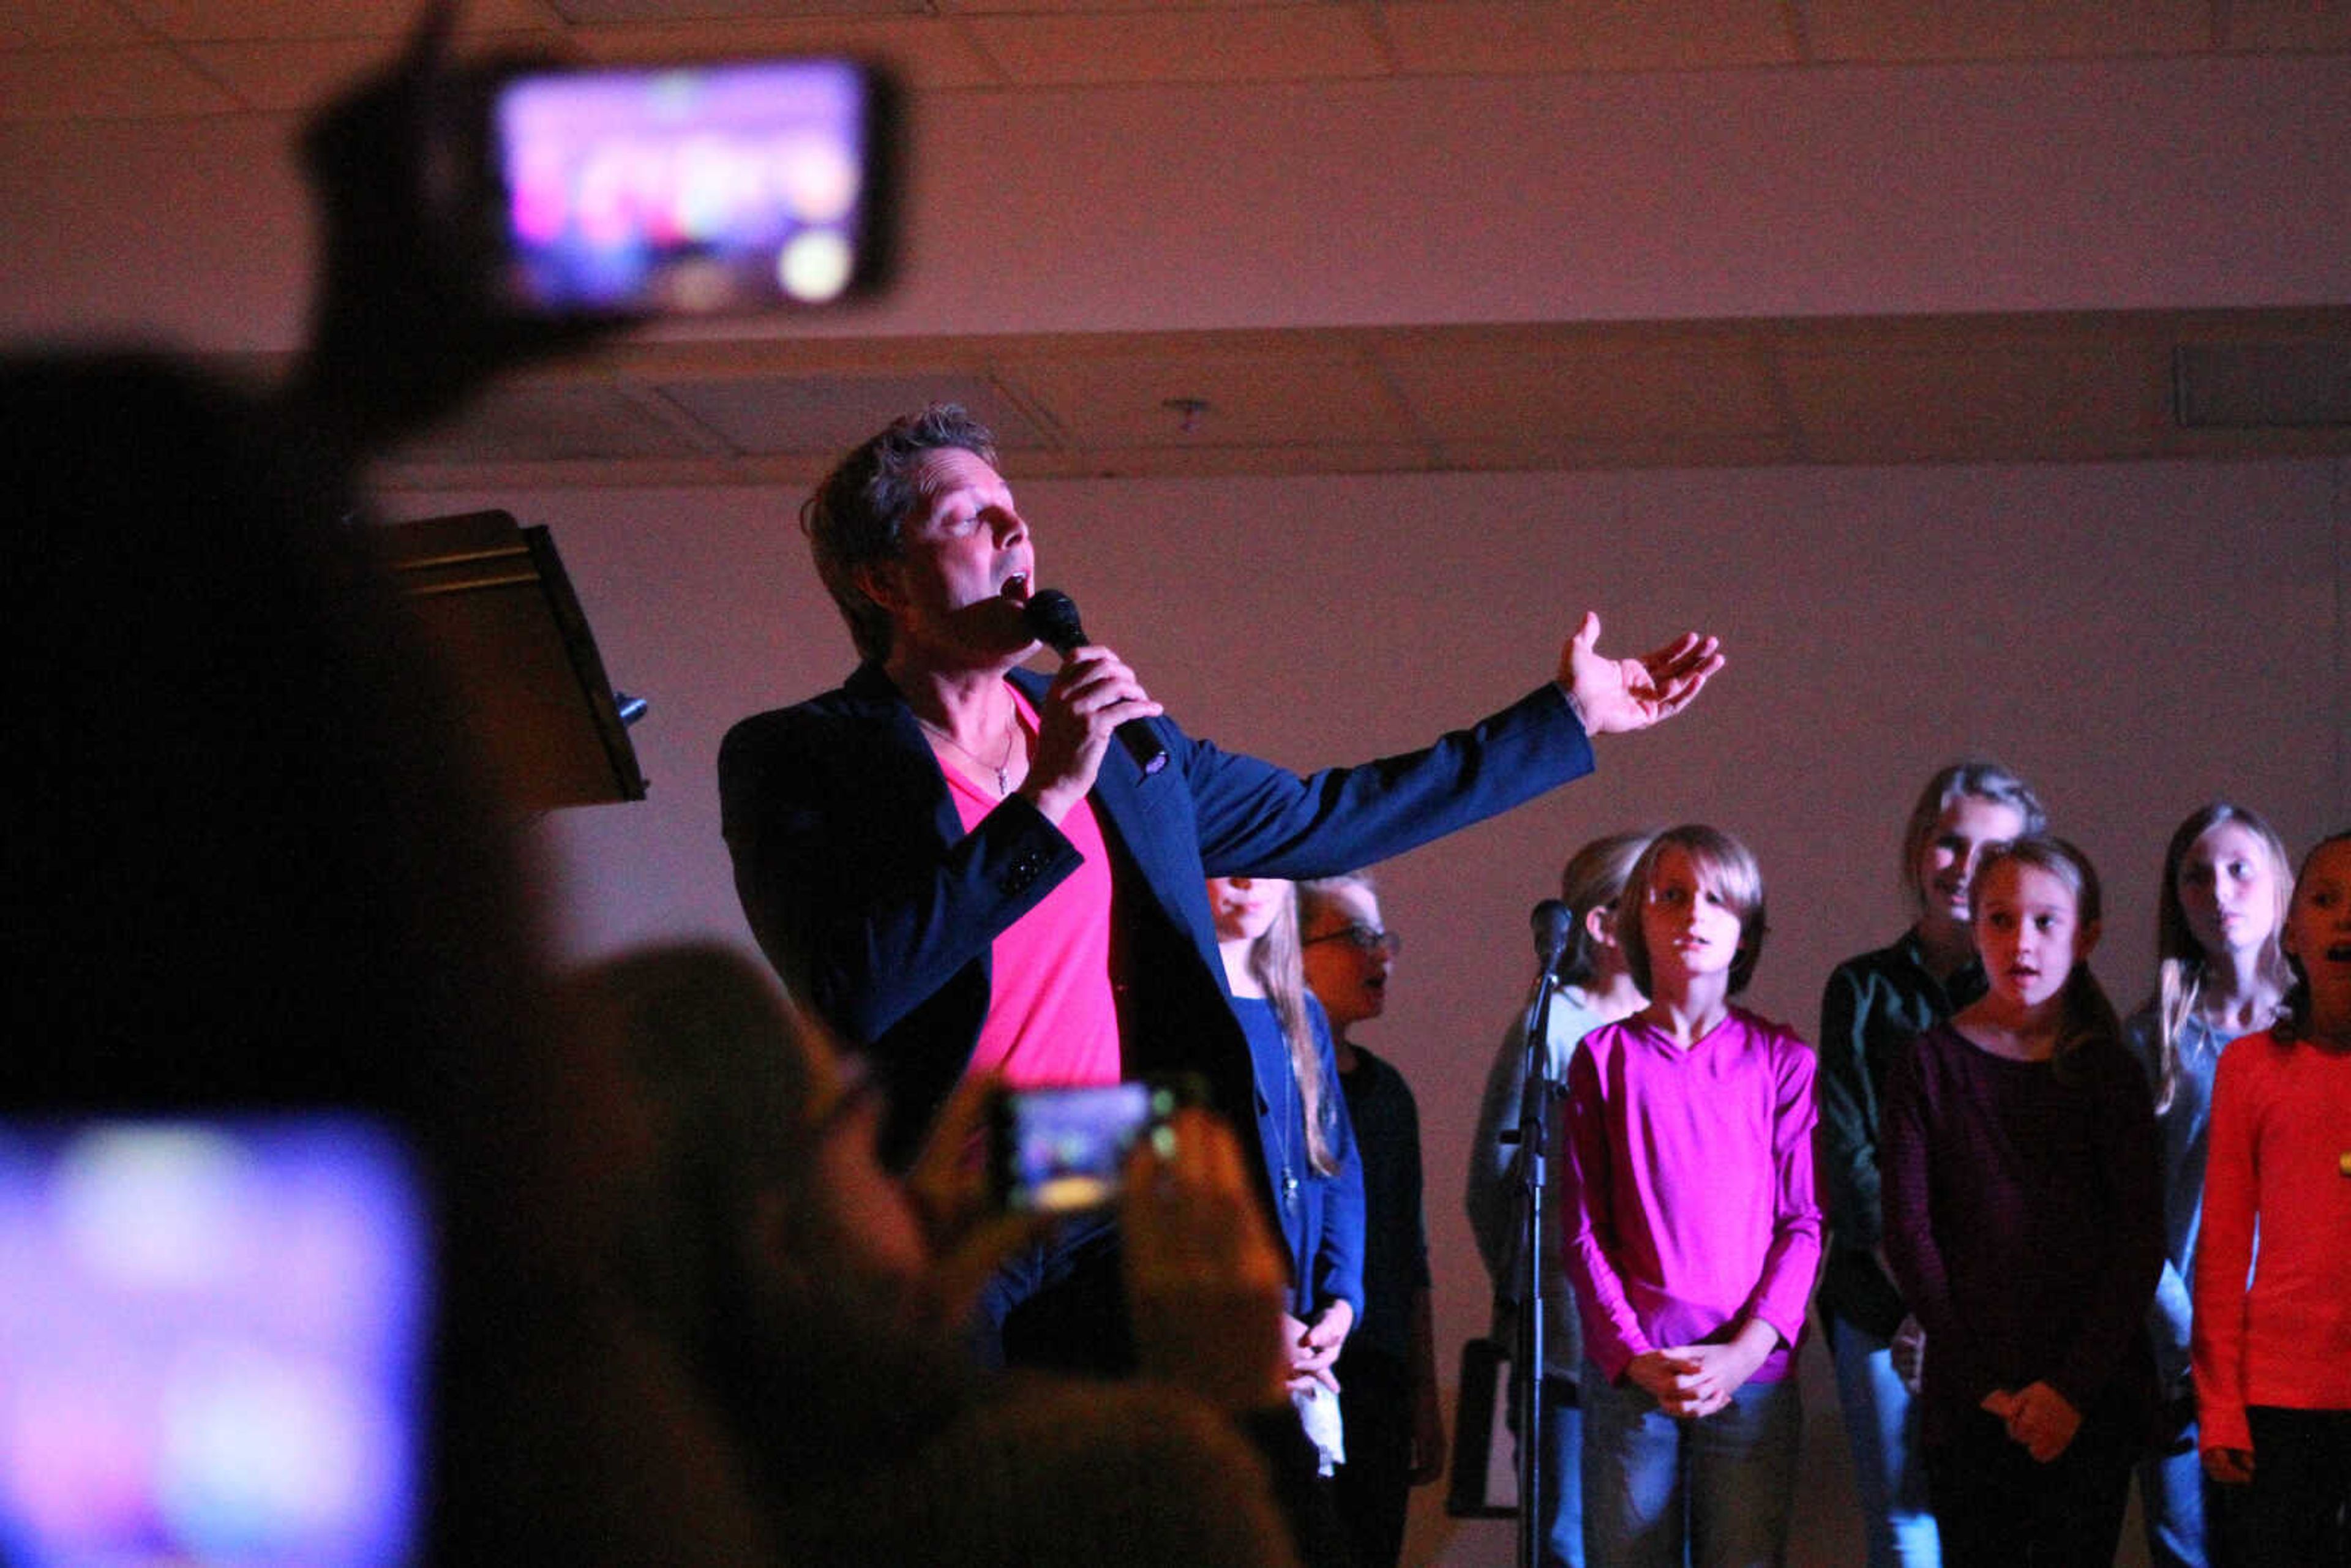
[1488,786,2347,1568]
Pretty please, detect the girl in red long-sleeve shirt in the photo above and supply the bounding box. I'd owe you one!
[2192,830,2351,1568]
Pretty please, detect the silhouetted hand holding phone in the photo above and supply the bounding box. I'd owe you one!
[288,0,615,456]
[1123,1109,1291,1413]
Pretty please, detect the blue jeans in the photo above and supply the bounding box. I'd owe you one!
[1827,1311,1941,1568]
[1581,1359,1801,1568]
[2135,1420,2210,1568]
[1506,1365,1586,1567]
[1535,1375,1585,1568]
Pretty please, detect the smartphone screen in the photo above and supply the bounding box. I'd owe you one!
[0,1117,431,1568]
[991,1083,1157,1214]
[492,58,892,316]
[990,1078,1210,1214]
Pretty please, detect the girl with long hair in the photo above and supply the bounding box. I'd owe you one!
[1207,877,1367,1437]
[1881,836,2164,1566]
[2123,803,2293,1567]
[1817,762,2045,1568]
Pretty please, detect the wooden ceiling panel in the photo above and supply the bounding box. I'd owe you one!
[1052,440,1434,480]
[653,369,1052,453]
[937,0,1281,12]
[1777,333,2167,463]
[358,310,2351,487]
[549,0,921,26]
[962,6,1387,86]
[0,44,235,119]
[1,0,144,49]
[392,380,729,465]
[1379,334,1783,445]
[567,15,1002,84]
[1008,345,1414,448]
[1381,0,1795,77]
[1433,431,1797,472]
[2220,0,2351,51]
[187,35,413,110]
[1798,0,2213,64]
[114,0,558,42]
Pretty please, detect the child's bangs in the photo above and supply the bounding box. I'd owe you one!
[1674,834,1764,925]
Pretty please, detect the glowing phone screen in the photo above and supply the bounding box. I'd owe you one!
[0,1118,430,1567]
[496,59,883,314]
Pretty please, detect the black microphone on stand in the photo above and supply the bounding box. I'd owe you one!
[1510,896,1573,1568]
[1531,898,1573,980]
[1021,588,1169,777]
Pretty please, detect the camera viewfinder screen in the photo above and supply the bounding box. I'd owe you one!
[496,59,881,315]
[1004,1084,1155,1214]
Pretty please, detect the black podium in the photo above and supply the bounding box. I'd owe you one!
[381,510,646,811]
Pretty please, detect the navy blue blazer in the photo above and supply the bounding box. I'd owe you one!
[718,661,1595,1171]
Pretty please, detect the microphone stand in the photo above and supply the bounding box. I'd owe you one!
[1508,919,1570,1568]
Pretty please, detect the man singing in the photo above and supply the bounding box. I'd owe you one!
[719,404,1723,1367]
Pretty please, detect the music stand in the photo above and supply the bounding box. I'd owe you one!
[382,511,647,812]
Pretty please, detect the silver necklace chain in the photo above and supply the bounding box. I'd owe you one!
[1275,1011,1301,1210]
[915,707,1021,797]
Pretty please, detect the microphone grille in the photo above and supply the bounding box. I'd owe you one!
[1021,589,1086,653]
[1531,899,1572,962]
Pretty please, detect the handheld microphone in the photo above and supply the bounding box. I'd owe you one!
[1021,589,1169,778]
[1531,899,1573,981]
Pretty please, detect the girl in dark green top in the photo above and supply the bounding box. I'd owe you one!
[1815,762,2045,1568]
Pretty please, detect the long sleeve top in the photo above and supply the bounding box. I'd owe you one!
[1232,994,1367,1320]
[1880,1021,2164,1446]
[2121,1004,2231,1393]
[1813,931,1984,1337]
[1336,1044,1429,1367]
[1557,1007,1821,1386]
[2190,1029,2351,1457]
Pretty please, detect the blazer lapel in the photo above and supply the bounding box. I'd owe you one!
[849,660,966,852]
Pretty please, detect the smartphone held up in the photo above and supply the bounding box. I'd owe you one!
[988,1077,1205,1215]
[489,57,896,318]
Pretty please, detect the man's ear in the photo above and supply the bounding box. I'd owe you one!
[853,560,904,616]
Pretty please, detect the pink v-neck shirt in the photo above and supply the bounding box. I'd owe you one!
[937,699,1122,1091]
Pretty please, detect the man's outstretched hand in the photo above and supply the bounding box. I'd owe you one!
[1557,611,1725,735]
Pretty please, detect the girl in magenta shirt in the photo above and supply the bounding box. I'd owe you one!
[1559,825,1821,1568]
